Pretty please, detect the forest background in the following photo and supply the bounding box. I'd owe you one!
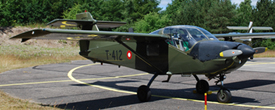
[1,0,275,48]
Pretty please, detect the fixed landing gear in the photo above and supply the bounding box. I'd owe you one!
[137,73,231,103]
[193,75,209,94]
[194,74,231,103]
[137,74,158,102]
[215,73,232,103]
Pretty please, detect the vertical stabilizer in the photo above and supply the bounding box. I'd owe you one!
[76,12,99,31]
[76,12,95,21]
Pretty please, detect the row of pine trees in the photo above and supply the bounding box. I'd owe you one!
[0,0,275,34]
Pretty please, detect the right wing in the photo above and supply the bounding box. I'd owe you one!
[227,26,273,30]
[213,32,275,39]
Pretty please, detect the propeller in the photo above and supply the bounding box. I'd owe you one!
[253,47,267,54]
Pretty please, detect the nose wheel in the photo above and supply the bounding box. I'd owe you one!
[217,89,231,103]
[215,73,232,103]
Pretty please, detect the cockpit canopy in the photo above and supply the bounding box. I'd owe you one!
[150,25,218,51]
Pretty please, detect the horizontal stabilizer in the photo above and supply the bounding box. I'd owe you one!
[47,12,126,29]
[47,19,126,29]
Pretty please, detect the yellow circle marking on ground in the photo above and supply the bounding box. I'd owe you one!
[0,64,147,87]
[68,63,275,109]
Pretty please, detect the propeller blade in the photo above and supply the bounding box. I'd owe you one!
[220,50,243,57]
[253,47,267,54]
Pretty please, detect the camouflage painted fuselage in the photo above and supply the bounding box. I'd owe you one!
[79,39,247,76]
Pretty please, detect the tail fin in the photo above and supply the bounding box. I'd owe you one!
[76,12,99,31]
[76,12,95,21]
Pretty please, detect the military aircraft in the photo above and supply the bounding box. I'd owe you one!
[11,12,275,103]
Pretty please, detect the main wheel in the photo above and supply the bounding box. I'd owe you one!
[196,80,209,94]
[217,89,231,103]
[137,85,151,102]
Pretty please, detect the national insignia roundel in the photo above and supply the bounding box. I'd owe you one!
[127,50,132,60]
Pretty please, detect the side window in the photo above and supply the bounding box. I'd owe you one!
[150,29,162,34]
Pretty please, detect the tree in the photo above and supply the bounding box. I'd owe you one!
[253,0,275,30]
[204,0,237,33]
[236,0,252,26]
[170,0,212,28]
[100,0,124,21]
[163,0,185,18]
[124,0,161,22]
[134,12,170,33]
[62,4,83,19]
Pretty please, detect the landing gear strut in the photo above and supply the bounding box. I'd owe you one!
[193,75,209,94]
[137,74,158,102]
[215,73,232,103]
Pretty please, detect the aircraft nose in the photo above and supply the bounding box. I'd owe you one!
[237,44,255,58]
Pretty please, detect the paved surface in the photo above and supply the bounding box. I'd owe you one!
[1,58,275,110]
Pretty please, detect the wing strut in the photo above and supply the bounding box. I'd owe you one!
[115,37,164,74]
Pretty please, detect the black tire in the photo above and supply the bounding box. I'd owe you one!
[137,85,151,102]
[196,80,209,94]
[217,89,232,103]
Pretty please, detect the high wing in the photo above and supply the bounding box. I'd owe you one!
[213,32,275,39]
[10,28,168,41]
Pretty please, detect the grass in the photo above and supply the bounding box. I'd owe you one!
[14,23,48,28]
[0,44,85,73]
[0,43,85,110]
[254,50,275,58]
[0,91,62,110]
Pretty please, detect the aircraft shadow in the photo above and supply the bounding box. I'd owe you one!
[224,79,275,91]
[53,79,275,109]
[55,94,139,110]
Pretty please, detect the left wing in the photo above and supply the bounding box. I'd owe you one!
[10,28,169,42]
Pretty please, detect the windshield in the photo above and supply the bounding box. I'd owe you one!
[196,27,218,40]
[150,25,218,51]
